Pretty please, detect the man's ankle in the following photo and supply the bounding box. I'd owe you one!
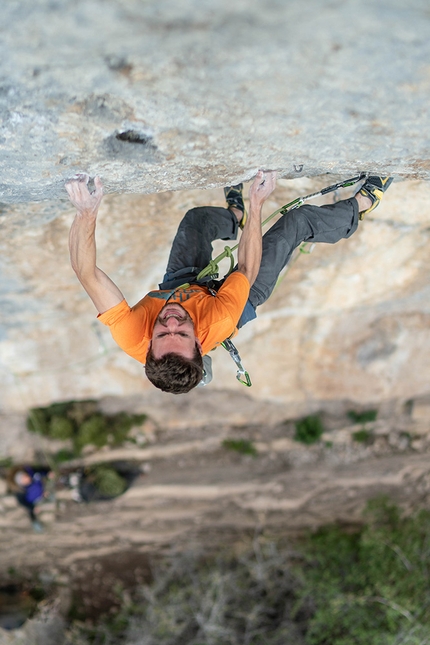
[355,192,372,213]
[229,206,244,223]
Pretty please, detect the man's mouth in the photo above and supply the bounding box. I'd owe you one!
[159,306,188,323]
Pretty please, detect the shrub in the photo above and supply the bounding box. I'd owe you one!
[108,412,147,446]
[352,429,371,443]
[52,449,75,464]
[92,466,127,497]
[26,401,149,456]
[293,497,430,644]
[67,400,98,426]
[347,409,378,424]
[294,415,324,444]
[49,416,74,440]
[222,438,258,457]
[75,415,108,452]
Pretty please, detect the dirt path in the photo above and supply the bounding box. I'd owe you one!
[2,411,430,575]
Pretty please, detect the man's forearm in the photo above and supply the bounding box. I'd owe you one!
[66,175,125,313]
[236,170,277,287]
[69,211,98,281]
[69,210,124,313]
[237,199,263,287]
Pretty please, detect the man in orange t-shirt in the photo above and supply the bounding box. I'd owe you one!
[66,171,277,394]
[66,172,390,394]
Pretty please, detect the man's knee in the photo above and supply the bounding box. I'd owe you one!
[180,207,208,227]
[179,206,238,240]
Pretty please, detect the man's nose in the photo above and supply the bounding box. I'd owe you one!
[165,316,181,329]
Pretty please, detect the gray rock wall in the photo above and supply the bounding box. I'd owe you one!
[0,0,429,202]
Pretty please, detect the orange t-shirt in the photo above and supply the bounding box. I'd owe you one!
[98,271,250,363]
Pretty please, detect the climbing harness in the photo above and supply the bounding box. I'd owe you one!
[182,173,367,387]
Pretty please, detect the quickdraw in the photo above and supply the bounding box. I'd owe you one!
[221,338,252,387]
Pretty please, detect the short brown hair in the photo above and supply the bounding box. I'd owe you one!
[145,343,203,394]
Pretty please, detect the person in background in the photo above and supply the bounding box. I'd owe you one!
[7,466,54,532]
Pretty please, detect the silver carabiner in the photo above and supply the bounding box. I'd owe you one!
[221,339,252,387]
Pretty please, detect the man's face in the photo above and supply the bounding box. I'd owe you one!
[150,303,202,359]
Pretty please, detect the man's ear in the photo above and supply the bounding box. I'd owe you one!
[196,339,203,354]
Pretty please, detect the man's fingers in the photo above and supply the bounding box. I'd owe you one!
[75,172,90,184]
[93,176,104,195]
[65,174,103,200]
[65,182,74,197]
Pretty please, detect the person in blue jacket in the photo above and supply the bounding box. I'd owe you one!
[10,466,53,532]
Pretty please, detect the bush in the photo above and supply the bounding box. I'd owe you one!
[75,415,108,452]
[67,400,98,426]
[26,401,148,456]
[293,497,430,644]
[92,466,127,497]
[108,412,147,446]
[52,449,75,464]
[294,415,324,445]
[347,409,378,424]
[49,416,74,440]
[222,438,258,457]
[352,429,371,443]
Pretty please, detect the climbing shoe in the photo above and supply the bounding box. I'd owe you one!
[357,176,393,219]
[224,183,247,228]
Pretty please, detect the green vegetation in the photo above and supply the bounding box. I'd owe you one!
[64,497,430,644]
[347,409,377,444]
[26,400,146,456]
[294,415,324,445]
[52,449,76,464]
[347,409,378,424]
[90,466,127,498]
[49,416,74,440]
[294,496,430,644]
[222,438,258,457]
[352,429,372,443]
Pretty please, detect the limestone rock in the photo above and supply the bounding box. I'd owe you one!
[0,0,429,203]
[0,178,430,424]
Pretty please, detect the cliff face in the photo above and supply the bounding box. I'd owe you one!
[0,0,429,419]
[1,0,429,203]
[1,178,430,419]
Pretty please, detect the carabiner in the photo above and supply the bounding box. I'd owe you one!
[236,370,252,387]
[221,339,252,387]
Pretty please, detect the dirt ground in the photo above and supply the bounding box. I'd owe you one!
[1,398,430,625]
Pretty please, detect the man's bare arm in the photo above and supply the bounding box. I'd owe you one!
[237,170,277,286]
[66,175,125,314]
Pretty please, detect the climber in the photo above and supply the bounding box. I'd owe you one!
[66,173,392,394]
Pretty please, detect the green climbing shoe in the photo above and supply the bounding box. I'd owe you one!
[358,176,393,219]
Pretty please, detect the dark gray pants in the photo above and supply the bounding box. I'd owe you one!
[159,198,359,327]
